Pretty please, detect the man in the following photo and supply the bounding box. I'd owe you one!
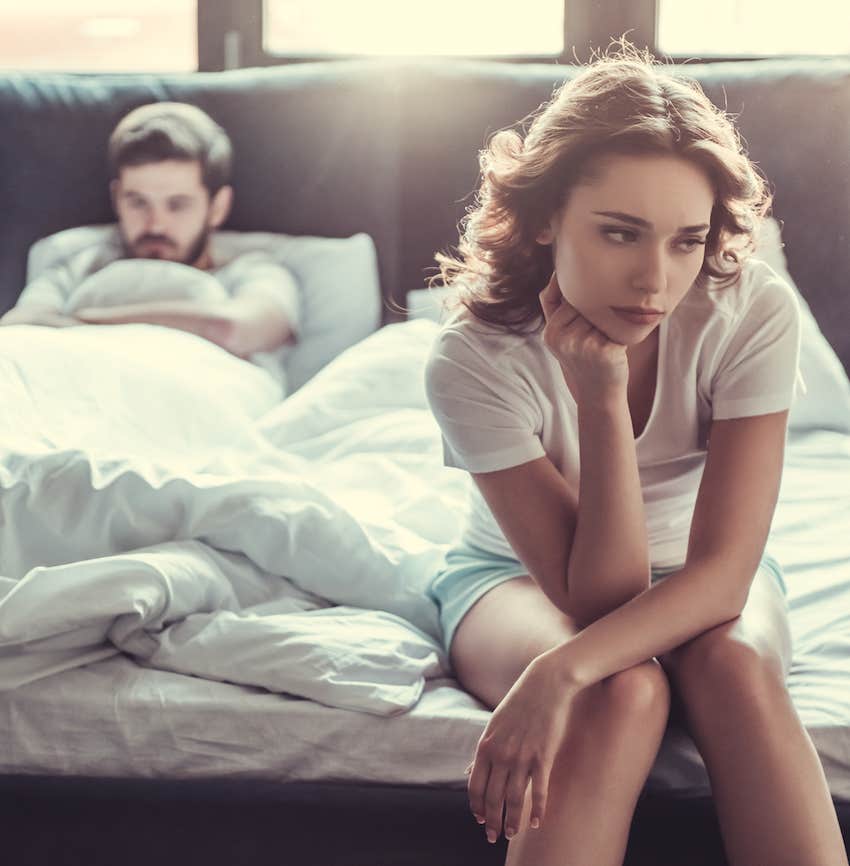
[0,102,298,378]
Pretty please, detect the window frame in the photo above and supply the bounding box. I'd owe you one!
[195,0,846,71]
[196,0,656,70]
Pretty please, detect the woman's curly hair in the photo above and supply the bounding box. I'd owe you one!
[433,47,771,333]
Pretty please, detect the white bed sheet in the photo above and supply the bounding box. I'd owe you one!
[0,322,848,800]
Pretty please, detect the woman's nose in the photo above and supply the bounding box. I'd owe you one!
[631,247,667,295]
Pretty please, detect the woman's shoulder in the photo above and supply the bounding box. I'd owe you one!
[424,306,550,417]
[429,304,542,368]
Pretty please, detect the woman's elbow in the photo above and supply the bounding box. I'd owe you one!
[561,565,648,628]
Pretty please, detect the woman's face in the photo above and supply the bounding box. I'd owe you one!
[539,152,715,345]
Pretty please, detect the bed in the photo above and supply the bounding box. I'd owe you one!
[1,307,850,863]
[2,56,850,866]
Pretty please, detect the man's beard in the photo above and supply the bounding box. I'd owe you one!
[123,222,212,267]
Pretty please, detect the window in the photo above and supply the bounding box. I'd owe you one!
[263,0,563,57]
[0,0,198,72]
[658,0,850,56]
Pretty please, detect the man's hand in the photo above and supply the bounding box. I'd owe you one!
[0,306,82,328]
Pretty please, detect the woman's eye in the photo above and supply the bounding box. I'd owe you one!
[677,237,708,253]
[603,227,637,244]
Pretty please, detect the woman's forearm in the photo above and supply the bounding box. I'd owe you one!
[551,557,745,688]
[566,396,650,624]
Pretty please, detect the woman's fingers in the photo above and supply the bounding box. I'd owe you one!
[467,755,489,826]
[483,762,511,843]
[470,748,541,843]
[538,271,563,321]
[540,276,582,332]
[502,764,531,840]
[529,760,552,830]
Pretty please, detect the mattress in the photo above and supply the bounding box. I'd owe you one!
[0,427,847,801]
[1,315,849,801]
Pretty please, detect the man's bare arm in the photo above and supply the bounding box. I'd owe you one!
[75,295,293,357]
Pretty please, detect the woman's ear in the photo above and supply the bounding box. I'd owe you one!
[536,226,555,245]
[535,213,558,245]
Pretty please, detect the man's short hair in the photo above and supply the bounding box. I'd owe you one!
[108,102,232,195]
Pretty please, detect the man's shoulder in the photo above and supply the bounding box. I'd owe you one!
[209,233,279,269]
[29,224,123,284]
[209,235,289,286]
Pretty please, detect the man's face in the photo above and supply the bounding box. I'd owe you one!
[111,159,231,267]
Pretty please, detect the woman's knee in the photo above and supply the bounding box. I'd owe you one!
[666,626,788,709]
[594,660,671,728]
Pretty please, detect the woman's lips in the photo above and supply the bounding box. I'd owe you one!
[610,306,664,325]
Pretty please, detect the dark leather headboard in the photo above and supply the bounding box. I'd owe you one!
[3,57,850,367]
[0,62,403,316]
[393,58,850,369]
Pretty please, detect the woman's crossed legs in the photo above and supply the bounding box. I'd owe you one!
[451,575,670,866]
[450,565,847,866]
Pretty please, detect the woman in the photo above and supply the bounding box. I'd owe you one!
[425,49,848,866]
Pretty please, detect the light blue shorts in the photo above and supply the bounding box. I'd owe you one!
[428,541,787,654]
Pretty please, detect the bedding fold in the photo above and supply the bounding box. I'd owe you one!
[0,320,458,715]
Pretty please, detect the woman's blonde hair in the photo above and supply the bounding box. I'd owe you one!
[433,47,771,332]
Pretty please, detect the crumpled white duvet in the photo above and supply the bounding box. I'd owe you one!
[0,319,463,716]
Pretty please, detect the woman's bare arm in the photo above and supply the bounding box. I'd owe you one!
[471,277,651,624]
[472,458,577,613]
[472,390,649,626]
[566,394,650,624]
[542,410,788,688]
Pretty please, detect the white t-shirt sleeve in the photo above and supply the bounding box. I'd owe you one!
[710,267,802,420]
[216,252,301,339]
[425,327,545,473]
[15,262,74,311]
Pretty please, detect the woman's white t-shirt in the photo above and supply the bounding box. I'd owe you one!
[425,259,802,569]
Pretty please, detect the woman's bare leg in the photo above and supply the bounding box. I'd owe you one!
[660,567,848,866]
[451,576,670,866]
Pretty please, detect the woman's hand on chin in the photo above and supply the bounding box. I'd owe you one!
[467,652,581,844]
[539,272,629,405]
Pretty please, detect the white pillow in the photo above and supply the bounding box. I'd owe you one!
[754,218,850,437]
[27,225,383,393]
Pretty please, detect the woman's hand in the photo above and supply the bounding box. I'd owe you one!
[467,653,581,844]
[538,271,629,404]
